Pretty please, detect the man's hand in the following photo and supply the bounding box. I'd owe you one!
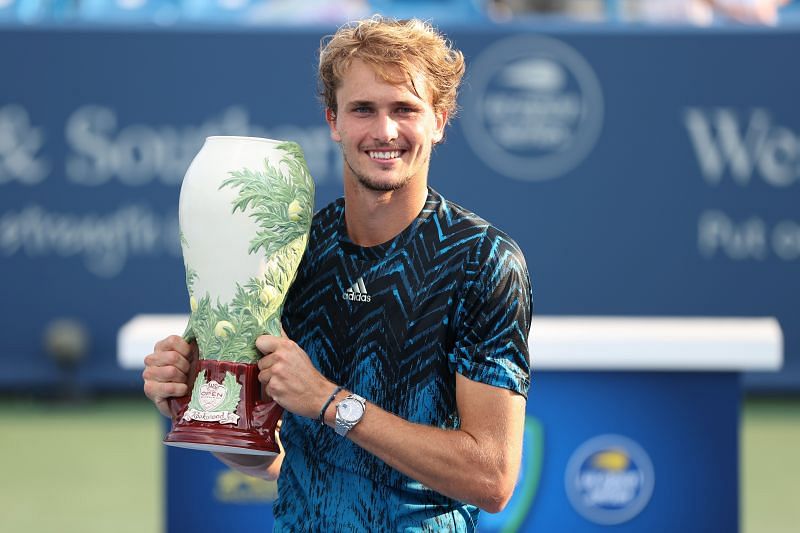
[142,335,198,418]
[256,333,332,420]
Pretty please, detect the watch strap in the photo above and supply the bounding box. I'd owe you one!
[335,394,366,437]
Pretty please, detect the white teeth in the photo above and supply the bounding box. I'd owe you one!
[368,151,401,160]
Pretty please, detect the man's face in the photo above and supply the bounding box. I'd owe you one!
[326,59,446,192]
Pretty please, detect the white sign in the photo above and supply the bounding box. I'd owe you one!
[0,104,49,185]
[684,107,800,188]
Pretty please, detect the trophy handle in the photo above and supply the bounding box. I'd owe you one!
[253,399,284,445]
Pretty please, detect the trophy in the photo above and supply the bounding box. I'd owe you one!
[164,136,314,455]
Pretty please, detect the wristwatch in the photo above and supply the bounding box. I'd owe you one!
[335,394,366,436]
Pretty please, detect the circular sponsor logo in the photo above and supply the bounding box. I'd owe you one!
[461,35,603,181]
[565,434,654,525]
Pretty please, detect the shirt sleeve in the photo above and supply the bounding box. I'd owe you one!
[448,228,533,398]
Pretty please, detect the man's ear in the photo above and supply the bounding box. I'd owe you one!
[433,109,447,144]
[326,108,341,143]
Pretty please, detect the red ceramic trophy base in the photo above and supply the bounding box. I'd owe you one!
[164,359,282,456]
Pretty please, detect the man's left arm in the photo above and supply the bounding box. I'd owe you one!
[326,373,526,513]
[257,338,526,513]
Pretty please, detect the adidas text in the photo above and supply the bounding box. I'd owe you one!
[343,277,371,303]
[343,292,371,302]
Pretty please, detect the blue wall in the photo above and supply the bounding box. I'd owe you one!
[0,26,798,391]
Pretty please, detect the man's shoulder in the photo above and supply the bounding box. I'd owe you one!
[311,197,344,228]
[305,197,344,250]
[434,192,526,266]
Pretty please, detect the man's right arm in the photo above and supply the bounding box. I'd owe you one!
[214,433,284,481]
[142,335,282,480]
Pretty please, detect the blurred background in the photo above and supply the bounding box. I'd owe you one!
[1,1,799,531]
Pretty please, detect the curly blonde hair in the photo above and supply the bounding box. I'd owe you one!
[318,17,466,123]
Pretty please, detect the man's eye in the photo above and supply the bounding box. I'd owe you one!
[353,106,372,114]
[396,107,416,114]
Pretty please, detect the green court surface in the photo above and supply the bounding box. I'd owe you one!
[0,397,798,532]
[0,398,162,533]
[741,398,800,533]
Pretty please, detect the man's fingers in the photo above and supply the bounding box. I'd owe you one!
[255,334,282,356]
[153,335,193,358]
[145,350,192,374]
[142,363,188,384]
[144,381,189,402]
[143,335,197,417]
[161,382,189,397]
[258,352,278,371]
[258,367,272,388]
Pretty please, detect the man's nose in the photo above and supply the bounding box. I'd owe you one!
[372,112,399,143]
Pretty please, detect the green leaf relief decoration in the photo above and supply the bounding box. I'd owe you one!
[218,372,243,413]
[183,142,314,363]
[183,266,199,343]
[188,369,207,412]
[220,141,314,259]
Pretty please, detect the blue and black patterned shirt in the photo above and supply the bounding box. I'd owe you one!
[276,188,532,531]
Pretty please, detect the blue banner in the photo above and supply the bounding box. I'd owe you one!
[0,26,797,390]
[165,371,740,531]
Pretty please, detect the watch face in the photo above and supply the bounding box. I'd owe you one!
[339,399,364,423]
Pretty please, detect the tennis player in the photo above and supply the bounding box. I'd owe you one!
[144,17,532,531]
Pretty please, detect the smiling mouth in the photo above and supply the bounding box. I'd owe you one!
[367,150,403,160]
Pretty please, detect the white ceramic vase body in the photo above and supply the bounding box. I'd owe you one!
[165,136,314,455]
[180,136,314,362]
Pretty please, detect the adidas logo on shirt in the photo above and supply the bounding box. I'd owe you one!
[343,277,371,303]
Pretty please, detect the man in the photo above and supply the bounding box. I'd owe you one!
[143,17,532,531]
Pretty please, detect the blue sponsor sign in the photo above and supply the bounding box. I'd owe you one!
[164,370,739,531]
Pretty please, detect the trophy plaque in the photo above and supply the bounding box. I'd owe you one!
[164,136,314,455]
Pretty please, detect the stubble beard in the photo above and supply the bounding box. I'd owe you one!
[341,145,430,193]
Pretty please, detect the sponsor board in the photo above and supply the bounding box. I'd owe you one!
[686,107,800,263]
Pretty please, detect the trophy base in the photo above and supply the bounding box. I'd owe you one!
[164,359,282,456]
[164,426,279,456]
[166,443,278,455]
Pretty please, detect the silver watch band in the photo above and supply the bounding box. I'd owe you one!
[335,394,366,436]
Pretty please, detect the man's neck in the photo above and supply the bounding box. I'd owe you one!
[342,179,428,248]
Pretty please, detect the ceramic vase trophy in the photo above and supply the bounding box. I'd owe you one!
[164,136,314,455]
